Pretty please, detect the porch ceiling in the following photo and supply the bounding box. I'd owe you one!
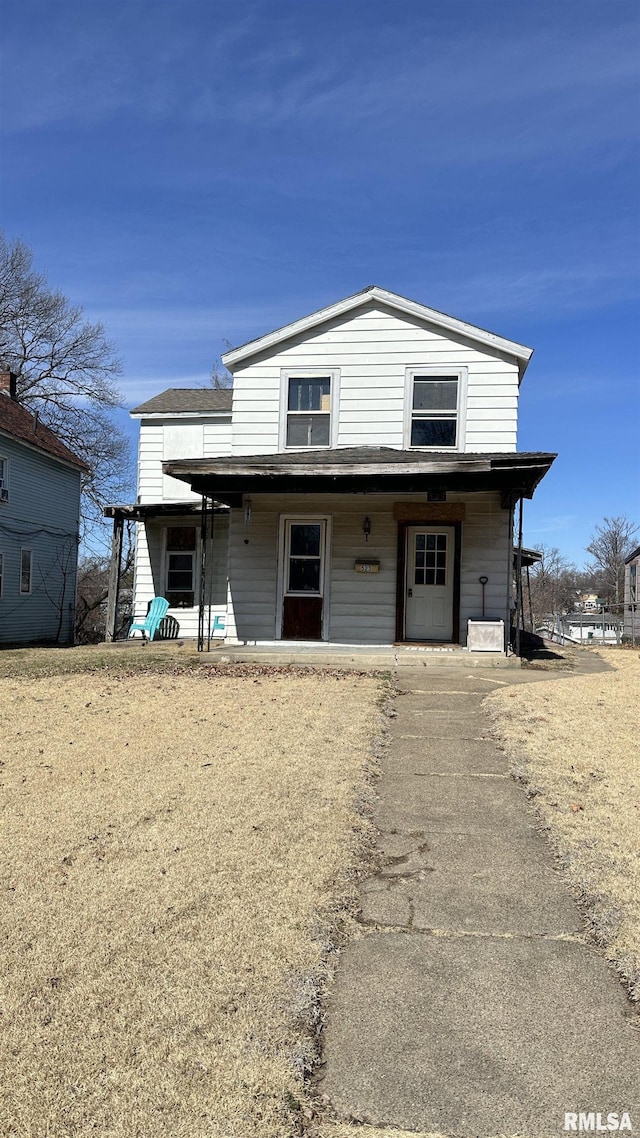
[162,447,556,507]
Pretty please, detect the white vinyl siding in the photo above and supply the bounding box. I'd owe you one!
[137,415,232,504]
[230,303,520,456]
[224,491,509,646]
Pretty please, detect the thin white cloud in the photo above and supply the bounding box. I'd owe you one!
[3,8,638,171]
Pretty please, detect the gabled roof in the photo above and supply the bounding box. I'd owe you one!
[0,395,89,471]
[625,545,640,564]
[221,286,534,377]
[131,388,233,416]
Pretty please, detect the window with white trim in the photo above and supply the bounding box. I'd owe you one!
[0,457,8,502]
[165,527,196,608]
[283,372,337,448]
[406,371,463,449]
[20,548,32,594]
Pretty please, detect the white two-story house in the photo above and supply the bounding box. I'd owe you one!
[112,287,555,650]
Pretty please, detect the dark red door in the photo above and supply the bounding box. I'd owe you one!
[282,521,325,640]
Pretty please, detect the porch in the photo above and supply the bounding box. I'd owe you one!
[163,447,554,654]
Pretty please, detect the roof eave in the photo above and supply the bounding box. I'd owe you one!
[221,286,534,370]
[130,411,232,420]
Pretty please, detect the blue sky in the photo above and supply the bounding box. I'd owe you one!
[2,0,639,564]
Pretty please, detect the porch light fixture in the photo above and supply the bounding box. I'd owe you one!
[363,515,372,542]
[244,497,252,525]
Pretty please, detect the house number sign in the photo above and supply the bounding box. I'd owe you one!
[355,559,380,573]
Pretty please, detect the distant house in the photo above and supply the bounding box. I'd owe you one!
[537,612,622,646]
[624,545,640,643]
[574,591,601,612]
[108,287,555,653]
[0,371,88,644]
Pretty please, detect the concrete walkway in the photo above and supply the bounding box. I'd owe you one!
[319,663,640,1135]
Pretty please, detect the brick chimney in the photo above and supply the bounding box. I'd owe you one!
[0,371,18,400]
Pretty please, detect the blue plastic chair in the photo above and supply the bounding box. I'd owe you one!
[128,596,170,642]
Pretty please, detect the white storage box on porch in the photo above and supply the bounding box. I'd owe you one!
[467,619,505,652]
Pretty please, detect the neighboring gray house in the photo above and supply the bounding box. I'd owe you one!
[0,371,87,644]
[113,287,555,653]
[624,545,640,644]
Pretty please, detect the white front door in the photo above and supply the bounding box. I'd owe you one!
[405,526,454,641]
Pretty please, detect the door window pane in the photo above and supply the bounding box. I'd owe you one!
[289,524,321,557]
[414,533,447,587]
[289,558,321,592]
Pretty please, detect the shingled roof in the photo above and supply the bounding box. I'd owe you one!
[0,395,89,471]
[131,388,233,415]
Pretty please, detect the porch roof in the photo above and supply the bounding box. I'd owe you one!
[103,501,228,521]
[162,447,556,507]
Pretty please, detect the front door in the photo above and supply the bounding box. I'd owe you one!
[405,526,454,641]
[281,519,327,640]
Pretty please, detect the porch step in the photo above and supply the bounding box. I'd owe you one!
[205,644,519,669]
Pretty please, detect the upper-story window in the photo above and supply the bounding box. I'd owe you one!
[281,370,339,449]
[0,456,8,502]
[405,368,467,450]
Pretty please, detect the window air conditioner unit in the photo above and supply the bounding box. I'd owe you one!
[467,619,504,652]
[0,488,8,502]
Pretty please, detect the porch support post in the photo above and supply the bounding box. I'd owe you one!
[105,514,124,642]
[514,497,524,657]
[207,506,215,652]
[198,495,208,653]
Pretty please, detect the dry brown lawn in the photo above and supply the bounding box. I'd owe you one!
[486,649,640,1000]
[0,661,383,1138]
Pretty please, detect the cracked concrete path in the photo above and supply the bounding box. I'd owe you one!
[318,663,640,1136]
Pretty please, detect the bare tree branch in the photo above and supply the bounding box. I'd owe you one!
[0,231,133,533]
[586,515,638,607]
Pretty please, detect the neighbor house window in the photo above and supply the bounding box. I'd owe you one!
[282,371,338,449]
[406,371,465,449]
[631,563,637,604]
[20,549,32,594]
[165,527,196,607]
[0,457,8,502]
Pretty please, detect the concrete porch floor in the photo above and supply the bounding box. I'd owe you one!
[201,641,521,669]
